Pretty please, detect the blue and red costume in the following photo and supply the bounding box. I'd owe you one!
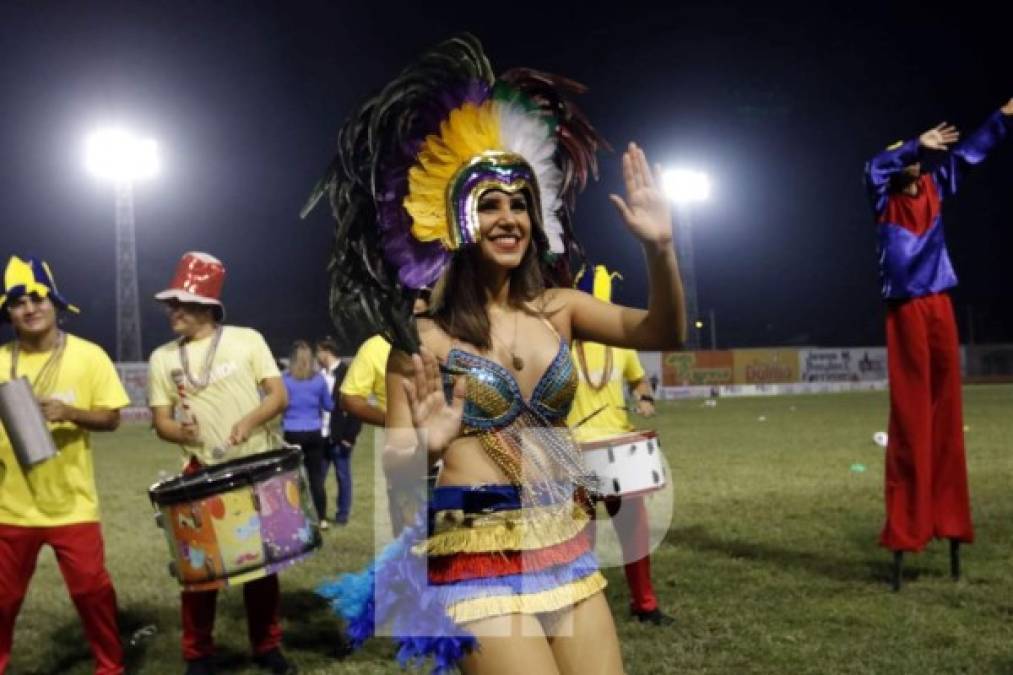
[864,109,1012,552]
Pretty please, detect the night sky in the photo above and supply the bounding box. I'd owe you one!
[1,1,1010,357]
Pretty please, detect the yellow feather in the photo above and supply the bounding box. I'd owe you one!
[404,101,503,248]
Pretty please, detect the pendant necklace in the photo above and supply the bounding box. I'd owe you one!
[492,310,524,371]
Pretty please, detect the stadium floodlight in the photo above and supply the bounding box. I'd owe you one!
[85,129,159,183]
[85,127,159,362]
[662,168,710,204]
[661,166,712,349]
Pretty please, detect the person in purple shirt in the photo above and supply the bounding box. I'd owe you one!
[282,340,334,529]
[864,97,1013,590]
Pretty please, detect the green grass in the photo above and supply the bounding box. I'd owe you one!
[9,386,1013,674]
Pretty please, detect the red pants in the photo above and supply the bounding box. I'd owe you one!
[181,575,281,660]
[0,522,123,675]
[882,293,974,552]
[600,496,658,613]
[180,458,282,661]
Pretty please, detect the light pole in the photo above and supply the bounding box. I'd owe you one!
[85,129,159,362]
[662,168,710,350]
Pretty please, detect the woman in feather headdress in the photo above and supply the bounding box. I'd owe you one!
[309,35,686,674]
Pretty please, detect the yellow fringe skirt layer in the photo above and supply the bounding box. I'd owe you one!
[447,570,607,624]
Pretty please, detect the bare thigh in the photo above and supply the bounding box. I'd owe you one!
[546,591,624,675]
[459,613,560,675]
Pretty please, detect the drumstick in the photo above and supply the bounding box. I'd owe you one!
[572,405,607,429]
[170,369,194,425]
[171,369,228,458]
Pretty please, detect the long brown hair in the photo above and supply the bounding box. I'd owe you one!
[288,340,316,380]
[428,202,552,350]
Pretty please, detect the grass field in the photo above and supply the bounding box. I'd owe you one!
[8,386,1013,674]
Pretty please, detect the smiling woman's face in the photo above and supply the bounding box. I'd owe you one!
[475,189,532,270]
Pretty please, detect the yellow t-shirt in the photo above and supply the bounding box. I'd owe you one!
[148,326,282,466]
[567,343,646,443]
[0,334,130,526]
[339,334,390,412]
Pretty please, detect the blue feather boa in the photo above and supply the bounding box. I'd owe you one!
[317,519,478,673]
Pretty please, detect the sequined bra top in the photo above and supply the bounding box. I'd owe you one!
[444,340,578,432]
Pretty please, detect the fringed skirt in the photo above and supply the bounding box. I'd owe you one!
[318,484,606,673]
[419,484,607,624]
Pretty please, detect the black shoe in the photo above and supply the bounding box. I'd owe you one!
[253,648,297,674]
[184,657,215,675]
[334,515,348,525]
[632,608,675,626]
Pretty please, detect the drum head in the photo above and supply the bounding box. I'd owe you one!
[149,449,302,505]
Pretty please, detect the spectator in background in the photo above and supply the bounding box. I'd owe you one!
[281,340,333,529]
[315,339,361,525]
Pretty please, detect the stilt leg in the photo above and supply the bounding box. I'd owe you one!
[891,551,903,592]
[949,539,961,581]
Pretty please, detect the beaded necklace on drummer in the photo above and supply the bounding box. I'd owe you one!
[178,325,224,391]
[575,341,613,391]
[10,330,66,396]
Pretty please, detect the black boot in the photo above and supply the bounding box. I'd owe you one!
[950,539,961,581]
[891,551,903,592]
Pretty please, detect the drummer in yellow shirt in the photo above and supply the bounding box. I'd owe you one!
[146,252,294,675]
[339,296,432,535]
[0,255,130,674]
[339,334,389,427]
[568,265,673,626]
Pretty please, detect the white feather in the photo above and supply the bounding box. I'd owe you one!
[496,102,565,252]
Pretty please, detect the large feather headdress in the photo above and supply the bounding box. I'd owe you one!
[303,34,606,353]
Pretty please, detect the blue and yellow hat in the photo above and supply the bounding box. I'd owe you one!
[0,255,79,321]
[574,263,622,303]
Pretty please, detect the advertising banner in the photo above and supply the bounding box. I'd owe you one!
[732,349,800,384]
[799,348,888,382]
[661,351,734,386]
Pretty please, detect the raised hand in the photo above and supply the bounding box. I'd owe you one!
[609,142,673,249]
[402,347,467,455]
[919,123,960,151]
[1001,98,1013,116]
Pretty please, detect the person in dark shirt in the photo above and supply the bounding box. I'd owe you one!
[315,339,361,525]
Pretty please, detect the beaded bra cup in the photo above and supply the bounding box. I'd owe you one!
[443,340,577,432]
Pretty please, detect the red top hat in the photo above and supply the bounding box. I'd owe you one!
[155,252,226,319]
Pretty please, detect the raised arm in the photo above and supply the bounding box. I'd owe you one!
[864,123,960,211]
[557,143,686,351]
[934,99,1013,198]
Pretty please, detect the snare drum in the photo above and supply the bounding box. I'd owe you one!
[148,449,321,591]
[579,430,666,498]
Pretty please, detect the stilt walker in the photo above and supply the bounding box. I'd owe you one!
[863,98,1013,590]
